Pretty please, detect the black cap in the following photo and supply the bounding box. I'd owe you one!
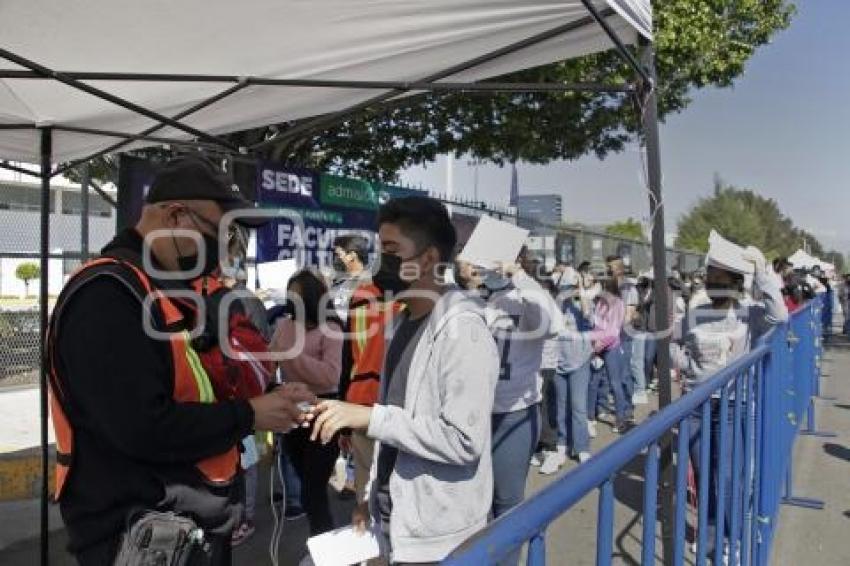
[146,156,267,227]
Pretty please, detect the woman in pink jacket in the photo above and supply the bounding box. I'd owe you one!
[270,269,343,537]
[586,277,632,434]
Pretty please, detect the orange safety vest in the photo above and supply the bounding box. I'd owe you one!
[345,283,402,406]
[47,257,239,500]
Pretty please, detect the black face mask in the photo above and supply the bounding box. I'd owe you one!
[373,252,412,293]
[332,256,348,274]
[176,233,220,277]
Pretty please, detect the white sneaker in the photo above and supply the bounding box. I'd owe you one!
[632,391,649,405]
[578,451,591,463]
[588,420,598,438]
[539,451,567,475]
[530,451,544,467]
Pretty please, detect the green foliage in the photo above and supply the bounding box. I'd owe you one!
[675,183,824,260]
[263,0,795,181]
[606,218,647,241]
[15,262,40,295]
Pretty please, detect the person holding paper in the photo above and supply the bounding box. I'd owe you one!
[477,246,562,566]
[671,235,787,555]
[306,197,499,565]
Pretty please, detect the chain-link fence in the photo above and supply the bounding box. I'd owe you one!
[0,177,117,389]
[428,193,703,275]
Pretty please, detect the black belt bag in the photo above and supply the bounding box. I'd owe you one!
[114,510,208,566]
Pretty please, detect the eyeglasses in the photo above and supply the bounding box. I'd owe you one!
[182,206,239,243]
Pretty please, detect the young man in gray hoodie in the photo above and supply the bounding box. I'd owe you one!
[309,197,499,565]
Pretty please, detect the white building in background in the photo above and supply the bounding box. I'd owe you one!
[0,180,116,297]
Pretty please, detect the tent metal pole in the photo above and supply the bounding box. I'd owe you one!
[50,125,225,149]
[0,161,42,178]
[38,126,52,566]
[0,47,237,152]
[0,123,37,130]
[580,0,649,84]
[81,163,90,261]
[0,69,633,93]
[250,9,613,153]
[53,81,252,177]
[639,38,675,566]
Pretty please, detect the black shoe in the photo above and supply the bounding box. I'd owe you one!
[284,505,306,521]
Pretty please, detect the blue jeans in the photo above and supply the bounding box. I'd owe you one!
[618,337,635,412]
[631,333,648,394]
[491,405,541,566]
[644,336,658,383]
[491,405,541,517]
[553,361,591,454]
[688,399,742,538]
[589,346,632,423]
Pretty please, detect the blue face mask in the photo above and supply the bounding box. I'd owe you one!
[480,269,511,291]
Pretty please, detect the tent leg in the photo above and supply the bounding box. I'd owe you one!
[81,163,90,261]
[640,40,675,566]
[39,127,52,566]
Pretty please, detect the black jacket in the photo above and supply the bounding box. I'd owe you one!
[52,229,254,555]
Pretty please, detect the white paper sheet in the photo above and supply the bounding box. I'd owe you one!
[256,258,299,291]
[706,230,754,275]
[307,525,382,566]
[457,215,529,270]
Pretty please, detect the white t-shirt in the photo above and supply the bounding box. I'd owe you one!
[485,271,563,414]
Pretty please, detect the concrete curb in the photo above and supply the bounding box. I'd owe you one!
[0,445,54,502]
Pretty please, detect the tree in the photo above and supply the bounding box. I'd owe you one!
[66,1,795,185]
[15,262,40,297]
[675,182,828,260]
[606,218,647,241]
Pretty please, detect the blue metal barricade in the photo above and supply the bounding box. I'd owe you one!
[443,299,824,566]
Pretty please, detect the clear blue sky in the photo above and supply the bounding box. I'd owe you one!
[400,1,850,253]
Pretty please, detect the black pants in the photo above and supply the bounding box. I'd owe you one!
[537,369,558,452]
[282,426,340,536]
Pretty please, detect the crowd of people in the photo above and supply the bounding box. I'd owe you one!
[47,155,842,566]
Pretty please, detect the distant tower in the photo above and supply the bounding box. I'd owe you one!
[509,162,519,207]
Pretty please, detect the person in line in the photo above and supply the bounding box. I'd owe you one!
[606,256,638,423]
[481,247,562,539]
[587,276,631,434]
[47,156,314,565]
[269,269,344,538]
[840,273,850,336]
[577,261,600,318]
[306,197,499,565]
[532,278,565,474]
[673,245,787,557]
[331,234,371,321]
[337,249,405,514]
[541,272,595,473]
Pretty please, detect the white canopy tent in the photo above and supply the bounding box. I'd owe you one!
[789,249,835,275]
[1,2,678,563]
[1,0,650,164]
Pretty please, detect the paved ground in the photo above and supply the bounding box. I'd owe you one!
[772,333,850,566]
[1,332,845,565]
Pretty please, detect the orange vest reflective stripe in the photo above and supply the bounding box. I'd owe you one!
[48,257,239,500]
[345,284,402,406]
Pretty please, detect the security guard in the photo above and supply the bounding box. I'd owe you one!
[47,156,313,565]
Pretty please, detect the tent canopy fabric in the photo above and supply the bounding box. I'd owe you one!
[0,0,651,164]
[788,249,834,272]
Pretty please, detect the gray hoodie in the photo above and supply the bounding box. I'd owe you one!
[365,287,500,563]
